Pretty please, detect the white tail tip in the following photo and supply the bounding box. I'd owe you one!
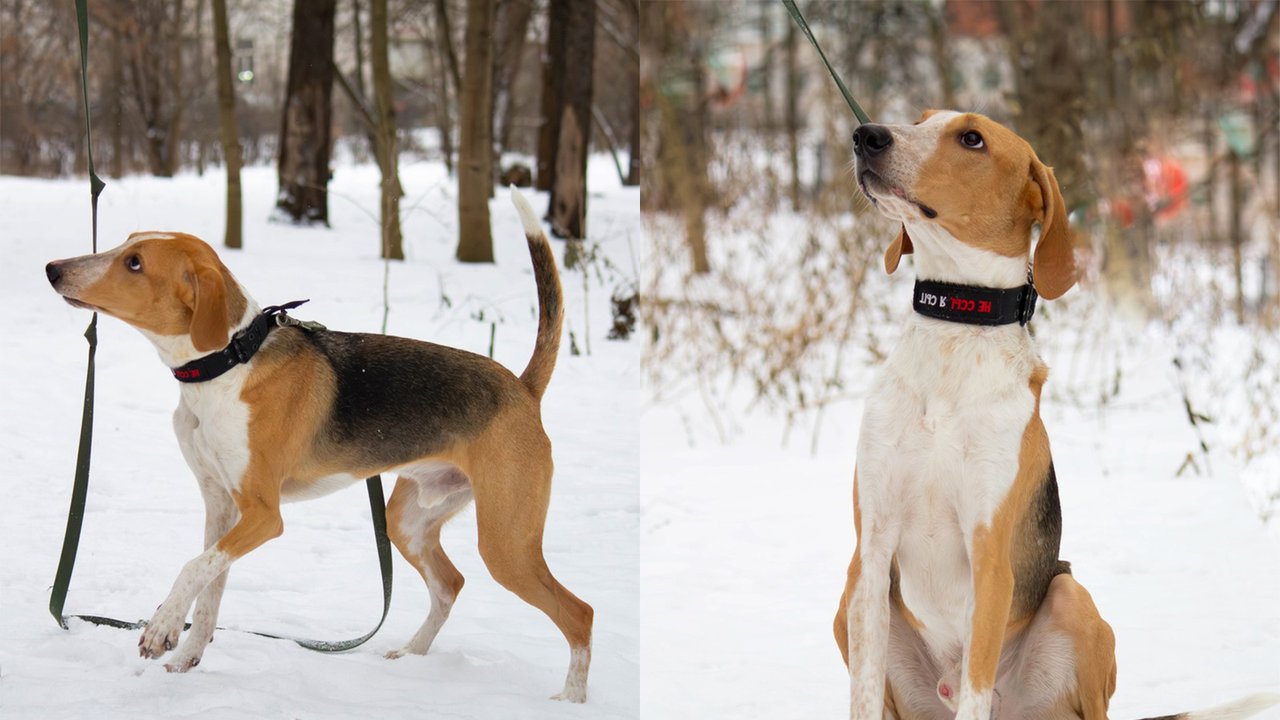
[509,186,543,239]
[1183,692,1280,720]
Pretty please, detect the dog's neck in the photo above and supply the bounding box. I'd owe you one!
[904,220,1029,290]
[141,281,261,369]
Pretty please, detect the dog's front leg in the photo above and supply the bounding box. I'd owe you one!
[836,470,898,720]
[163,476,239,672]
[139,477,282,661]
[953,523,1014,720]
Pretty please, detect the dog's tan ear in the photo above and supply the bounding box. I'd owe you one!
[1029,160,1077,300]
[884,224,913,274]
[189,264,229,352]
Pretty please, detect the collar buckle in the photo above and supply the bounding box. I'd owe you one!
[1018,285,1038,326]
[226,332,254,364]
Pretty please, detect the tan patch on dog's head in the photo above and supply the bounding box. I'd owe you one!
[862,111,1080,295]
[911,113,1078,296]
[48,232,246,350]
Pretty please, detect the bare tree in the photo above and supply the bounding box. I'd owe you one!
[456,0,495,263]
[492,0,533,163]
[116,0,188,177]
[371,0,403,259]
[535,0,569,191]
[785,18,799,210]
[547,0,594,239]
[276,0,337,225]
[434,0,462,174]
[212,0,242,249]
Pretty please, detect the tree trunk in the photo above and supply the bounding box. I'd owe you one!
[536,0,569,191]
[122,0,186,178]
[431,0,459,173]
[194,0,207,176]
[456,0,495,263]
[435,0,462,96]
[492,0,532,165]
[213,0,243,249]
[758,1,773,131]
[428,34,456,174]
[109,28,126,178]
[625,73,639,186]
[548,0,594,239]
[165,0,186,176]
[785,19,800,211]
[371,0,403,260]
[926,1,955,110]
[1230,147,1245,323]
[276,0,337,225]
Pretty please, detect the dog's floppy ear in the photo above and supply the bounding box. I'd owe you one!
[188,264,229,352]
[1029,160,1077,300]
[884,224,913,274]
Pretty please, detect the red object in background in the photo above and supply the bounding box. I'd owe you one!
[1144,156,1188,222]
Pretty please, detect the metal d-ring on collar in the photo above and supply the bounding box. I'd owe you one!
[170,299,311,383]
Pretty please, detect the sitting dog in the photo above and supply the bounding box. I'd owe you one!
[46,189,593,702]
[834,110,1279,720]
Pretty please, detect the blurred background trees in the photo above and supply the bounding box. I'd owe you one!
[642,0,1280,477]
[0,0,639,258]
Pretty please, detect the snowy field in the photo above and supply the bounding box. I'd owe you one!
[0,158,639,719]
[641,230,1280,717]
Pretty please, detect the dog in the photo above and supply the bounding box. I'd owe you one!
[46,189,593,702]
[834,110,1280,720]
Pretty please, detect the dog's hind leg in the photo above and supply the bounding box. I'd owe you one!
[468,432,593,703]
[385,465,473,659]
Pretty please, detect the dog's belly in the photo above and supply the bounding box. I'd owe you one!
[281,472,363,502]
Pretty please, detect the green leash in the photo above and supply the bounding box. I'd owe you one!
[51,0,392,654]
[49,0,105,633]
[780,0,871,124]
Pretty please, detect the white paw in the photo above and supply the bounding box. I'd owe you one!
[138,606,185,660]
[551,688,587,703]
[163,653,201,673]
[384,643,426,660]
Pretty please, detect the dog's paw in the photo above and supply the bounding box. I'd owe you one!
[163,654,200,673]
[384,645,425,660]
[138,606,184,660]
[551,688,587,704]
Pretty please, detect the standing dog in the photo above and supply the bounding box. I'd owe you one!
[46,190,593,702]
[835,110,1279,720]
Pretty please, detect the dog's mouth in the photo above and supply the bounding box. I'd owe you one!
[858,170,937,219]
[62,296,99,312]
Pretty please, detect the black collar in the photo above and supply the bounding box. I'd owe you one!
[171,300,310,383]
[912,279,1037,327]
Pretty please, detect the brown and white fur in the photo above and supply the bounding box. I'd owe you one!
[834,110,1280,720]
[45,189,593,702]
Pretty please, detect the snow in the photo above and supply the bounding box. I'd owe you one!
[641,225,1280,717]
[0,158,639,718]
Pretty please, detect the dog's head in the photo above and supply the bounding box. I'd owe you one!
[853,110,1077,299]
[46,232,246,352]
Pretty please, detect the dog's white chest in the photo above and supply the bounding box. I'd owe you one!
[173,370,251,491]
[856,317,1039,662]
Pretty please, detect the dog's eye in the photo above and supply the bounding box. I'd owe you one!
[960,131,985,149]
[125,254,142,272]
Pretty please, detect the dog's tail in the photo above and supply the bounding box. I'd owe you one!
[510,186,563,400]
[1133,692,1280,720]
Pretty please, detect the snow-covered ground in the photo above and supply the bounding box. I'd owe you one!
[641,233,1280,717]
[0,158,639,719]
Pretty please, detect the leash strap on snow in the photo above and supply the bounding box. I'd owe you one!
[780,0,871,124]
[49,0,106,632]
[50,1,391,653]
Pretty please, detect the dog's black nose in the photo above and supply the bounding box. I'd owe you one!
[46,262,62,285]
[852,124,894,158]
